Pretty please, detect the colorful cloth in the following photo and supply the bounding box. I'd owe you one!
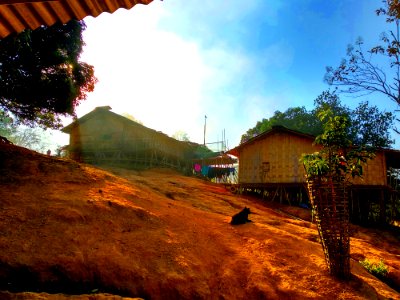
[194,163,201,172]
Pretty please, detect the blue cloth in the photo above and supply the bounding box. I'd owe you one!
[201,166,209,176]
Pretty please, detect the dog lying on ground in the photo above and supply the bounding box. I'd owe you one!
[230,207,252,225]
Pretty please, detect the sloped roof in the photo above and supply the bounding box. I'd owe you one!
[0,0,153,38]
[61,106,195,149]
[63,106,162,136]
[227,125,400,170]
[227,125,316,157]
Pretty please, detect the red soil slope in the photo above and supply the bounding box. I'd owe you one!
[0,143,399,299]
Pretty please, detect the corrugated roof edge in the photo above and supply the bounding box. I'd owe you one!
[0,0,154,38]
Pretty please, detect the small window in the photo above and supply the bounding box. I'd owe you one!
[262,162,270,172]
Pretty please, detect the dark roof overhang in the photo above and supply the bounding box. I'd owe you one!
[384,148,400,169]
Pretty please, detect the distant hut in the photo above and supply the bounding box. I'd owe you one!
[228,125,400,225]
[62,106,197,170]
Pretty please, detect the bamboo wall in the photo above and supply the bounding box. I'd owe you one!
[239,131,316,184]
[351,151,387,186]
[70,114,124,151]
[67,112,190,166]
[238,131,388,186]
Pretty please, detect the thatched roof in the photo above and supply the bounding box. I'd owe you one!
[227,125,316,157]
[62,106,207,156]
[62,106,179,143]
[227,125,400,170]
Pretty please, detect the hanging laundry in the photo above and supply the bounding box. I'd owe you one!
[194,163,201,173]
[201,165,210,176]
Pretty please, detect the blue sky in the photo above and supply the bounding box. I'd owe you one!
[58,0,399,150]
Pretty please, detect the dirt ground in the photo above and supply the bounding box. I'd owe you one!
[0,143,399,300]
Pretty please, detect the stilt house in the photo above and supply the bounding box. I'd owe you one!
[228,125,400,225]
[62,106,198,170]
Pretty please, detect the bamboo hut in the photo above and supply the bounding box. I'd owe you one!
[228,125,400,225]
[62,106,197,170]
[228,126,317,204]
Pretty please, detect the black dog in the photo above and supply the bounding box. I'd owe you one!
[230,207,252,225]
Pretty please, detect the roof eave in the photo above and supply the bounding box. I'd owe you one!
[232,126,316,153]
[0,0,154,39]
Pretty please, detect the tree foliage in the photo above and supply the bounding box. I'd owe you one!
[172,130,190,142]
[240,91,394,148]
[313,90,350,119]
[0,20,96,129]
[11,126,52,152]
[324,0,400,133]
[240,91,350,143]
[240,106,322,143]
[121,113,143,125]
[0,110,52,152]
[315,92,395,148]
[350,101,394,148]
[301,109,374,181]
[0,110,17,138]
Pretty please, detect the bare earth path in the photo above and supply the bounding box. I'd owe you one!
[0,143,399,299]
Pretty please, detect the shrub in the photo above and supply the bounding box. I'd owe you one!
[300,110,374,182]
[359,258,389,279]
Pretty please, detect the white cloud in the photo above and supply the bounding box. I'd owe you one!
[42,0,400,151]
[64,1,299,149]
[72,2,274,148]
[75,4,212,143]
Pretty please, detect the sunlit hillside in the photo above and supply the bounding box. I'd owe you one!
[0,143,399,299]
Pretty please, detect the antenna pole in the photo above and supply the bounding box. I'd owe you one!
[203,115,207,146]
